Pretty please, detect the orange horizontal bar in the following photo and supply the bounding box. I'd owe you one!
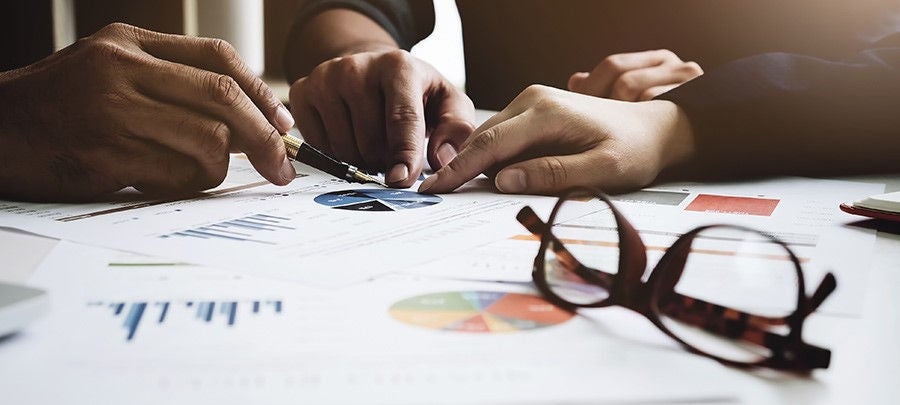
[511,234,808,263]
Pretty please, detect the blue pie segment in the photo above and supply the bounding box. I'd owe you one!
[314,189,442,211]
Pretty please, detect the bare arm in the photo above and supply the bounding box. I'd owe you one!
[284,9,398,82]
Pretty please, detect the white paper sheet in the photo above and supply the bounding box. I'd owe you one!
[408,178,884,316]
[0,156,557,287]
[0,242,743,405]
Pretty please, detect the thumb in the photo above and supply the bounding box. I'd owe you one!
[427,119,473,171]
[494,154,596,195]
[384,90,427,188]
[425,86,475,170]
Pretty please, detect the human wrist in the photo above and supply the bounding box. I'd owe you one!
[646,99,696,172]
[284,8,399,81]
[334,41,398,58]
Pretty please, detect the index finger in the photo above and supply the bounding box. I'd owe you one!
[381,63,428,187]
[419,111,539,194]
[132,27,295,133]
[135,57,295,186]
[579,49,678,97]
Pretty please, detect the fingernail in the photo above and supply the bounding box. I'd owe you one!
[281,157,297,184]
[275,105,295,132]
[495,169,526,193]
[386,163,409,184]
[419,173,439,193]
[436,143,458,167]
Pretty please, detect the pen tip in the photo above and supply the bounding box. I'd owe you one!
[352,171,388,187]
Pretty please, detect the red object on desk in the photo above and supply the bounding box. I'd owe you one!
[840,203,900,223]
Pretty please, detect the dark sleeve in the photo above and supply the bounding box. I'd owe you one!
[657,33,900,170]
[293,0,435,50]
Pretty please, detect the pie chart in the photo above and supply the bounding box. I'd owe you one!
[314,189,442,211]
[389,291,574,333]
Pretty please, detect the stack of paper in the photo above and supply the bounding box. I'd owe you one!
[0,155,885,403]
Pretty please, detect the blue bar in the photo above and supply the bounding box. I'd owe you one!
[205,225,251,236]
[227,302,237,326]
[175,231,208,239]
[183,229,249,242]
[224,220,269,230]
[253,213,291,221]
[113,303,125,315]
[197,302,206,319]
[231,219,279,231]
[123,303,146,341]
[238,218,294,230]
[271,300,282,313]
[205,302,215,322]
[248,215,280,223]
[158,302,170,323]
[253,301,260,313]
[234,218,276,227]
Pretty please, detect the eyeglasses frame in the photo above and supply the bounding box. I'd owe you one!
[517,187,834,371]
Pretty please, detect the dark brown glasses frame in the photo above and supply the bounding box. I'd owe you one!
[517,187,834,371]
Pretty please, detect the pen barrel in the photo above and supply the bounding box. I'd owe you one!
[298,144,351,180]
[281,134,383,185]
[282,135,353,180]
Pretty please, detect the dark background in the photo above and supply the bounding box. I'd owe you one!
[0,0,298,78]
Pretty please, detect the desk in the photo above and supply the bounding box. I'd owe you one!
[1,114,898,404]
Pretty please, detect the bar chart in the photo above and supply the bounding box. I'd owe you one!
[87,299,283,342]
[159,213,294,244]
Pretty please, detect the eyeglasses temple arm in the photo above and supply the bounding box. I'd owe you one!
[804,272,837,315]
[517,206,614,288]
[517,206,547,235]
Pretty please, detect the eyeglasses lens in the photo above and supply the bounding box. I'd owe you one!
[543,197,620,305]
[653,226,800,363]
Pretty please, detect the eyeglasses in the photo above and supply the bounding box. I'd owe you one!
[516,187,834,371]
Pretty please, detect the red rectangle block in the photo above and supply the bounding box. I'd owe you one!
[685,194,780,216]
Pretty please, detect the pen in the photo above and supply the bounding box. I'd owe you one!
[281,134,387,187]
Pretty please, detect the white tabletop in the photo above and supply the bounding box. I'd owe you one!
[2,108,898,403]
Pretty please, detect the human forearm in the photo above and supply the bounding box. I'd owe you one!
[283,9,398,83]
